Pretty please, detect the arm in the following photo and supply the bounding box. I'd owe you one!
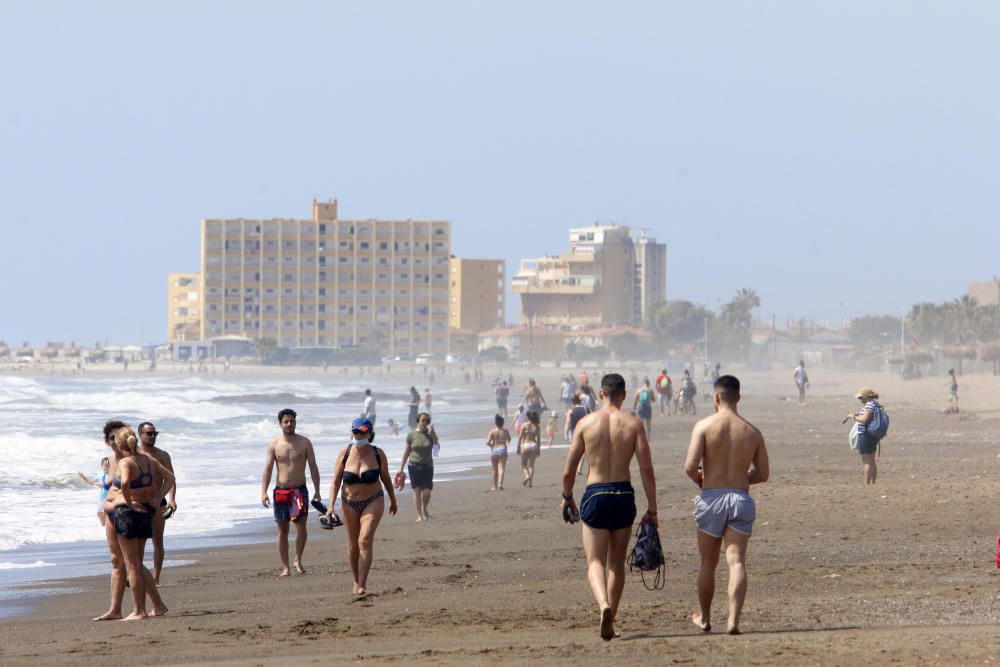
[149,457,176,506]
[261,442,275,507]
[327,447,346,516]
[517,425,526,454]
[118,460,138,510]
[848,407,875,425]
[77,472,100,488]
[563,411,571,439]
[683,422,705,486]
[398,435,412,475]
[305,438,321,500]
[560,424,586,513]
[748,435,769,484]
[634,420,658,526]
[537,389,547,408]
[161,451,177,509]
[377,449,397,516]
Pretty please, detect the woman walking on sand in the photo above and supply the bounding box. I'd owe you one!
[486,414,511,491]
[398,412,436,521]
[847,387,882,485]
[517,411,541,487]
[105,425,174,620]
[326,417,397,596]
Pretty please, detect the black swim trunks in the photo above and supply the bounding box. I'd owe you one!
[114,504,155,539]
[579,481,636,531]
[273,485,309,523]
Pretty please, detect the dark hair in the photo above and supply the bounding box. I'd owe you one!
[714,375,741,403]
[601,373,626,400]
[526,411,540,425]
[571,393,581,405]
[494,414,504,428]
[103,420,127,441]
[137,421,154,434]
[278,408,297,422]
[418,412,431,423]
[365,389,372,396]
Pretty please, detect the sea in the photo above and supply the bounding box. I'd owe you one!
[0,370,499,616]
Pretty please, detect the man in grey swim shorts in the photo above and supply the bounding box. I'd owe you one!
[684,375,769,636]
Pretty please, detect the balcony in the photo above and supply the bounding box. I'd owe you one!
[511,275,599,294]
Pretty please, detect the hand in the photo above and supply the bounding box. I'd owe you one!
[389,500,398,516]
[261,493,270,508]
[641,510,659,528]
[168,500,178,511]
[131,501,148,513]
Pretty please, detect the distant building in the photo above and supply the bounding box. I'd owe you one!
[969,279,1000,307]
[511,224,666,329]
[448,257,506,332]
[197,199,451,355]
[167,273,202,342]
[477,326,566,361]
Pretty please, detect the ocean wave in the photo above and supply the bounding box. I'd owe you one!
[0,560,54,570]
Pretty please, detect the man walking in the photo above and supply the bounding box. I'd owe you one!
[362,389,377,425]
[137,421,176,584]
[261,409,322,576]
[684,375,769,635]
[561,373,658,641]
[794,360,809,406]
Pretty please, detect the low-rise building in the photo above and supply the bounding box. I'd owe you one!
[168,273,202,342]
[478,326,565,361]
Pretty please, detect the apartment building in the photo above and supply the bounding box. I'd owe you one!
[167,273,202,342]
[199,199,451,355]
[511,224,666,328]
[448,258,506,332]
[969,279,1000,307]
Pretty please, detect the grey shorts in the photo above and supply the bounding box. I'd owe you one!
[694,489,755,538]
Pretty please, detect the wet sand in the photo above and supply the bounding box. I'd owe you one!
[2,367,999,665]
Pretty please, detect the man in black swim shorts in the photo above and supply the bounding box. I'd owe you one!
[561,373,658,641]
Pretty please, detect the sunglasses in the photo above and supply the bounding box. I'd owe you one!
[142,430,160,437]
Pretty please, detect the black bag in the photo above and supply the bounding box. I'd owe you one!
[627,520,665,590]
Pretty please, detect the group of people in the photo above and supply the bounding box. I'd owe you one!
[260,407,439,596]
[91,420,176,621]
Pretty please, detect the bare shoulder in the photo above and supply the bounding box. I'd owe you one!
[296,434,313,448]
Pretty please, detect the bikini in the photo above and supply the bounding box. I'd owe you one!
[489,430,509,457]
[341,444,384,512]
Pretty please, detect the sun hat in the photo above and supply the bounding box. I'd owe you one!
[855,387,879,400]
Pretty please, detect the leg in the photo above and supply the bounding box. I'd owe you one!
[342,503,363,593]
[606,526,632,621]
[94,518,126,621]
[421,488,432,519]
[138,538,167,616]
[356,498,386,594]
[581,524,617,640]
[491,457,499,491]
[693,530,723,632]
[117,536,147,620]
[412,485,424,521]
[276,521,290,576]
[722,528,750,634]
[152,508,165,583]
[498,456,506,490]
[527,451,537,486]
[861,453,877,484]
[292,519,307,573]
[521,452,531,485]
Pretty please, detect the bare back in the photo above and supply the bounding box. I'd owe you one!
[686,409,767,491]
[577,408,643,484]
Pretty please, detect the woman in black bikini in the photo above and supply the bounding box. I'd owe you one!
[325,417,397,596]
[106,425,174,620]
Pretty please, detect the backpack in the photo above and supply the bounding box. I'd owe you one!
[659,376,671,391]
[627,521,665,590]
[639,388,651,405]
[868,403,890,440]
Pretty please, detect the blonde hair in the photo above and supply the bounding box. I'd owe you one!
[114,426,139,456]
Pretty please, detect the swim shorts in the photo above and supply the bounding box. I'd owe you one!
[114,504,155,539]
[856,432,878,455]
[694,488,755,538]
[273,485,308,523]
[637,403,652,419]
[408,463,434,490]
[579,481,636,531]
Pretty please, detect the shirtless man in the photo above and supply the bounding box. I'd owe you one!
[683,375,769,635]
[261,409,322,576]
[522,378,548,415]
[137,421,175,584]
[561,373,658,641]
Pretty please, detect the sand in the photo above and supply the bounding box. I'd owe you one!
[2,366,1000,665]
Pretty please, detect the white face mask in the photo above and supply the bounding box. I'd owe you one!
[350,435,370,446]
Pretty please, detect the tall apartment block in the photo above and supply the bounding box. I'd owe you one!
[448,258,506,332]
[167,273,202,342]
[199,199,451,355]
[511,224,666,328]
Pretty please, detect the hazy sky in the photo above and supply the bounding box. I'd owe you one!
[1,1,998,345]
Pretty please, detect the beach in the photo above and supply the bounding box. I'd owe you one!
[2,366,1000,665]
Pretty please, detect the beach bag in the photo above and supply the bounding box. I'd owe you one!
[849,422,860,451]
[868,403,890,440]
[627,520,665,590]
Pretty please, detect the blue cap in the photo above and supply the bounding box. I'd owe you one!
[351,417,373,434]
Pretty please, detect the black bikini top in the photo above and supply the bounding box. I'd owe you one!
[342,444,381,485]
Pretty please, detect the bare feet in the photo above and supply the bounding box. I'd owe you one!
[498,486,504,490]
[415,517,424,523]
[92,610,122,622]
[293,560,305,574]
[279,568,290,577]
[726,623,741,635]
[121,611,147,621]
[151,604,169,617]
[600,607,617,640]
[691,612,711,632]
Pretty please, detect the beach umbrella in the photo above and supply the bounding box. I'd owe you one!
[942,344,976,375]
[904,349,933,364]
[981,342,1000,376]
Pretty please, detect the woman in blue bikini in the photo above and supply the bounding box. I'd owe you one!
[326,417,397,596]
